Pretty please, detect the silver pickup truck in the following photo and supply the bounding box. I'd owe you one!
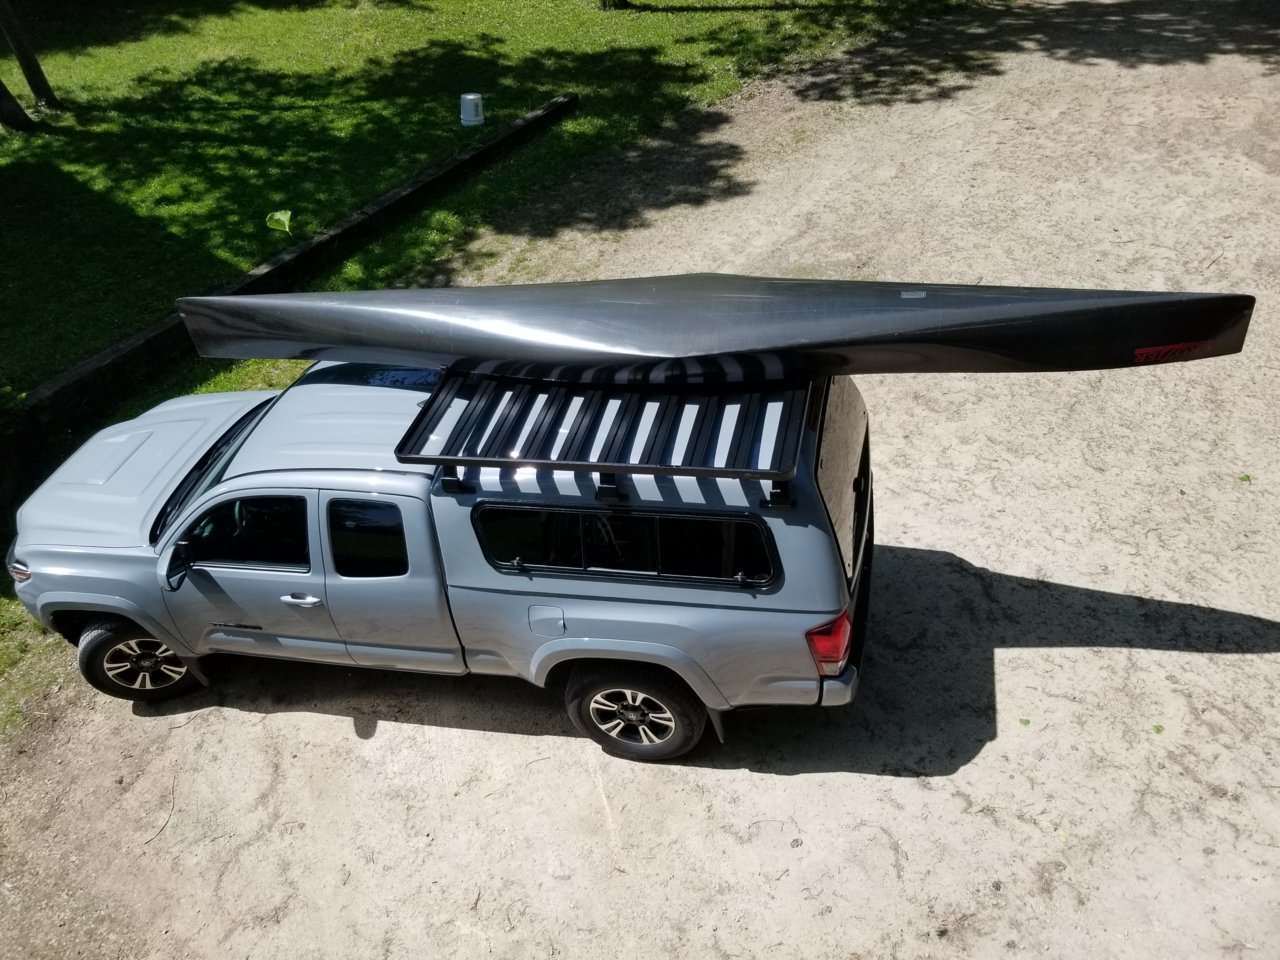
[7,274,1253,760]
[9,361,872,760]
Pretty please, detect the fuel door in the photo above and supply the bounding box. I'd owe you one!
[529,605,566,638]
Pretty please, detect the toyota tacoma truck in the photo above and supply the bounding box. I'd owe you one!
[9,360,872,760]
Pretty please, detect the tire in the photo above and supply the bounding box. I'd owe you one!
[77,620,201,702]
[565,664,707,761]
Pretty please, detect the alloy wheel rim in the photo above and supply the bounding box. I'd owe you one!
[587,688,676,745]
[102,638,187,691]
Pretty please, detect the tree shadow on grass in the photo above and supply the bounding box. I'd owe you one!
[1,35,748,398]
[0,162,239,395]
[139,546,1280,776]
[7,0,435,56]
[0,163,242,516]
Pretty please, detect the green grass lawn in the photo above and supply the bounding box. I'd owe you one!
[0,0,966,730]
[0,0,963,405]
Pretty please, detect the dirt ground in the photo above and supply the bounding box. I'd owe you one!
[3,1,1279,957]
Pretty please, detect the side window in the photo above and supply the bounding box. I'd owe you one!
[657,516,771,583]
[583,513,656,573]
[185,496,309,569]
[328,499,409,578]
[474,508,581,568]
[474,506,774,585]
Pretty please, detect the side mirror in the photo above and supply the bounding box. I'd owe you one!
[164,540,191,592]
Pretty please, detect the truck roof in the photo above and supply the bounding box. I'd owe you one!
[224,363,441,480]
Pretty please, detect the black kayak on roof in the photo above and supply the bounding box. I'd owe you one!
[178,273,1254,383]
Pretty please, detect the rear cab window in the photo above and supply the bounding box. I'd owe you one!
[328,499,409,578]
[473,505,775,586]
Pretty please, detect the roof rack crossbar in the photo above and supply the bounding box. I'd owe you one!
[522,386,567,460]
[641,394,680,468]
[687,394,722,471]
[728,392,759,471]
[601,391,643,466]
[481,381,533,460]
[775,386,809,472]
[469,381,516,457]
[561,389,605,464]
[443,376,497,457]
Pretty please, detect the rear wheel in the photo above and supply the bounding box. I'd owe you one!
[565,665,707,761]
[77,620,200,702]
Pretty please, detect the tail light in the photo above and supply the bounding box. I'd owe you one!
[805,609,852,677]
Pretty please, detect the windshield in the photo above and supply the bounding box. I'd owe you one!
[148,397,274,544]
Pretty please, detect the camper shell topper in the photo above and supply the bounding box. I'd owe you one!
[8,274,1254,760]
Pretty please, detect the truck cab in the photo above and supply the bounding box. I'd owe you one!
[9,361,873,761]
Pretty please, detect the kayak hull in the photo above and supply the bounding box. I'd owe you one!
[179,274,1254,382]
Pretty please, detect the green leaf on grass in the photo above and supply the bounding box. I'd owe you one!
[266,209,293,236]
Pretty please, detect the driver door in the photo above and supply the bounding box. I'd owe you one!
[161,490,352,664]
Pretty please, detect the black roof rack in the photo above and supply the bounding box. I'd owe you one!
[395,371,814,483]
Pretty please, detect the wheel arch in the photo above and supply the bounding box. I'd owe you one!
[49,610,123,644]
[37,593,190,654]
[530,639,732,711]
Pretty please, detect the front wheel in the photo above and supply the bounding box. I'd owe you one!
[77,620,201,702]
[565,665,707,761]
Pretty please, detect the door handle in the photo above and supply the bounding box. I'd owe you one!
[280,593,324,608]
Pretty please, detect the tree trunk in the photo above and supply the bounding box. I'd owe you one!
[0,0,60,108]
[0,74,35,129]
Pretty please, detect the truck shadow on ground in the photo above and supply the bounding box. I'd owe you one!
[705,546,1280,775]
[139,545,1280,776]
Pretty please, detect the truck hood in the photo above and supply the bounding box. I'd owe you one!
[16,392,272,549]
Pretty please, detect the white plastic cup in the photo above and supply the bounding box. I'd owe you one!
[460,93,484,127]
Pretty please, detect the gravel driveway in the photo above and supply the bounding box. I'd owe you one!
[3,1,1278,957]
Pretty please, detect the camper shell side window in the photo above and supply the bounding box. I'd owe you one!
[472,504,778,587]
